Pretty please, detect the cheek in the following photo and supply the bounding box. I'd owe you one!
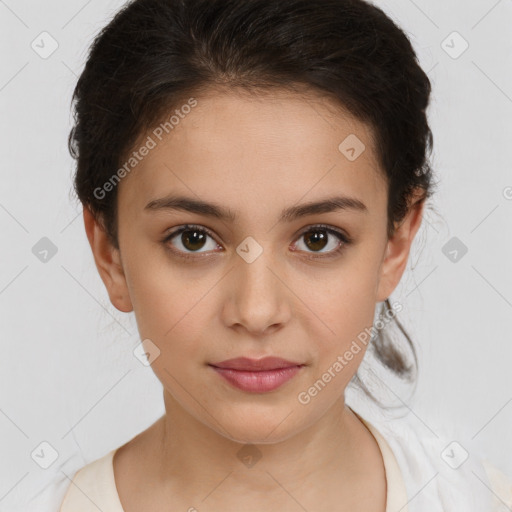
[125,257,219,364]
[131,278,208,340]
[304,262,381,376]
[300,289,376,408]
[311,265,380,336]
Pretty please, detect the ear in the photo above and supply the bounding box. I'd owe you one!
[83,206,133,313]
[376,191,425,303]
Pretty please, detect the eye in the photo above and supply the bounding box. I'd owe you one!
[291,224,352,258]
[161,223,352,261]
[162,224,221,259]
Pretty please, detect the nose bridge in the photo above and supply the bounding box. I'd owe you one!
[225,241,290,334]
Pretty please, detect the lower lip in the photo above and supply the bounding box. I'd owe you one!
[210,365,303,392]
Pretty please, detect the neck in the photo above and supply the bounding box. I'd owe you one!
[152,390,371,499]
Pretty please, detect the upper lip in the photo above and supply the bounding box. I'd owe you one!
[209,356,304,371]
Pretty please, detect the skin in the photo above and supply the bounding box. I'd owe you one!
[84,87,424,511]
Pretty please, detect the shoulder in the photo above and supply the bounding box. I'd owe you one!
[59,448,123,512]
[481,459,512,511]
[351,404,510,511]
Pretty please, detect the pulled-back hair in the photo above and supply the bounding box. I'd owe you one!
[68,0,436,406]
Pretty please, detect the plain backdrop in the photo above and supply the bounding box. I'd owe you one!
[1,0,511,510]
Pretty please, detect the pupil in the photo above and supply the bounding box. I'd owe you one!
[182,230,206,251]
[305,230,327,251]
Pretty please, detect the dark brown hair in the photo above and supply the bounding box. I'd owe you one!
[68,0,437,406]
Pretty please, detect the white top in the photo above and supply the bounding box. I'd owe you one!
[58,409,512,512]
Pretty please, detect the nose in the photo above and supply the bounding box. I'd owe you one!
[221,251,291,336]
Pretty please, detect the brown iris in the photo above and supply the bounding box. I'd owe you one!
[303,229,328,252]
[181,229,207,251]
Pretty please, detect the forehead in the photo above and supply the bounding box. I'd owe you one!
[117,87,387,219]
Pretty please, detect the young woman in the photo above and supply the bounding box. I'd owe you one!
[59,0,512,510]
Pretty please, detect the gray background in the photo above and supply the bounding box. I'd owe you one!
[1,0,511,510]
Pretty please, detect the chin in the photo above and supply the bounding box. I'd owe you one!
[209,409,303,446]
[221,426,297,446]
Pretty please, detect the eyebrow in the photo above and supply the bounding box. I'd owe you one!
[144,194,368,222]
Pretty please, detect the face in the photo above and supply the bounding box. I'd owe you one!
[85,87,424,444]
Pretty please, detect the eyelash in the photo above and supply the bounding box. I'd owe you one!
[161,223,353,261]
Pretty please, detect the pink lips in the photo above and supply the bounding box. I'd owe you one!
[209,356,304,393]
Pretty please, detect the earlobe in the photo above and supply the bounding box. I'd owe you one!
[83,206,133,313]
[376,194,425,303]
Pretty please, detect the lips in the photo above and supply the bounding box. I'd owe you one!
[208,357,305,393]
[209,356,303,371]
